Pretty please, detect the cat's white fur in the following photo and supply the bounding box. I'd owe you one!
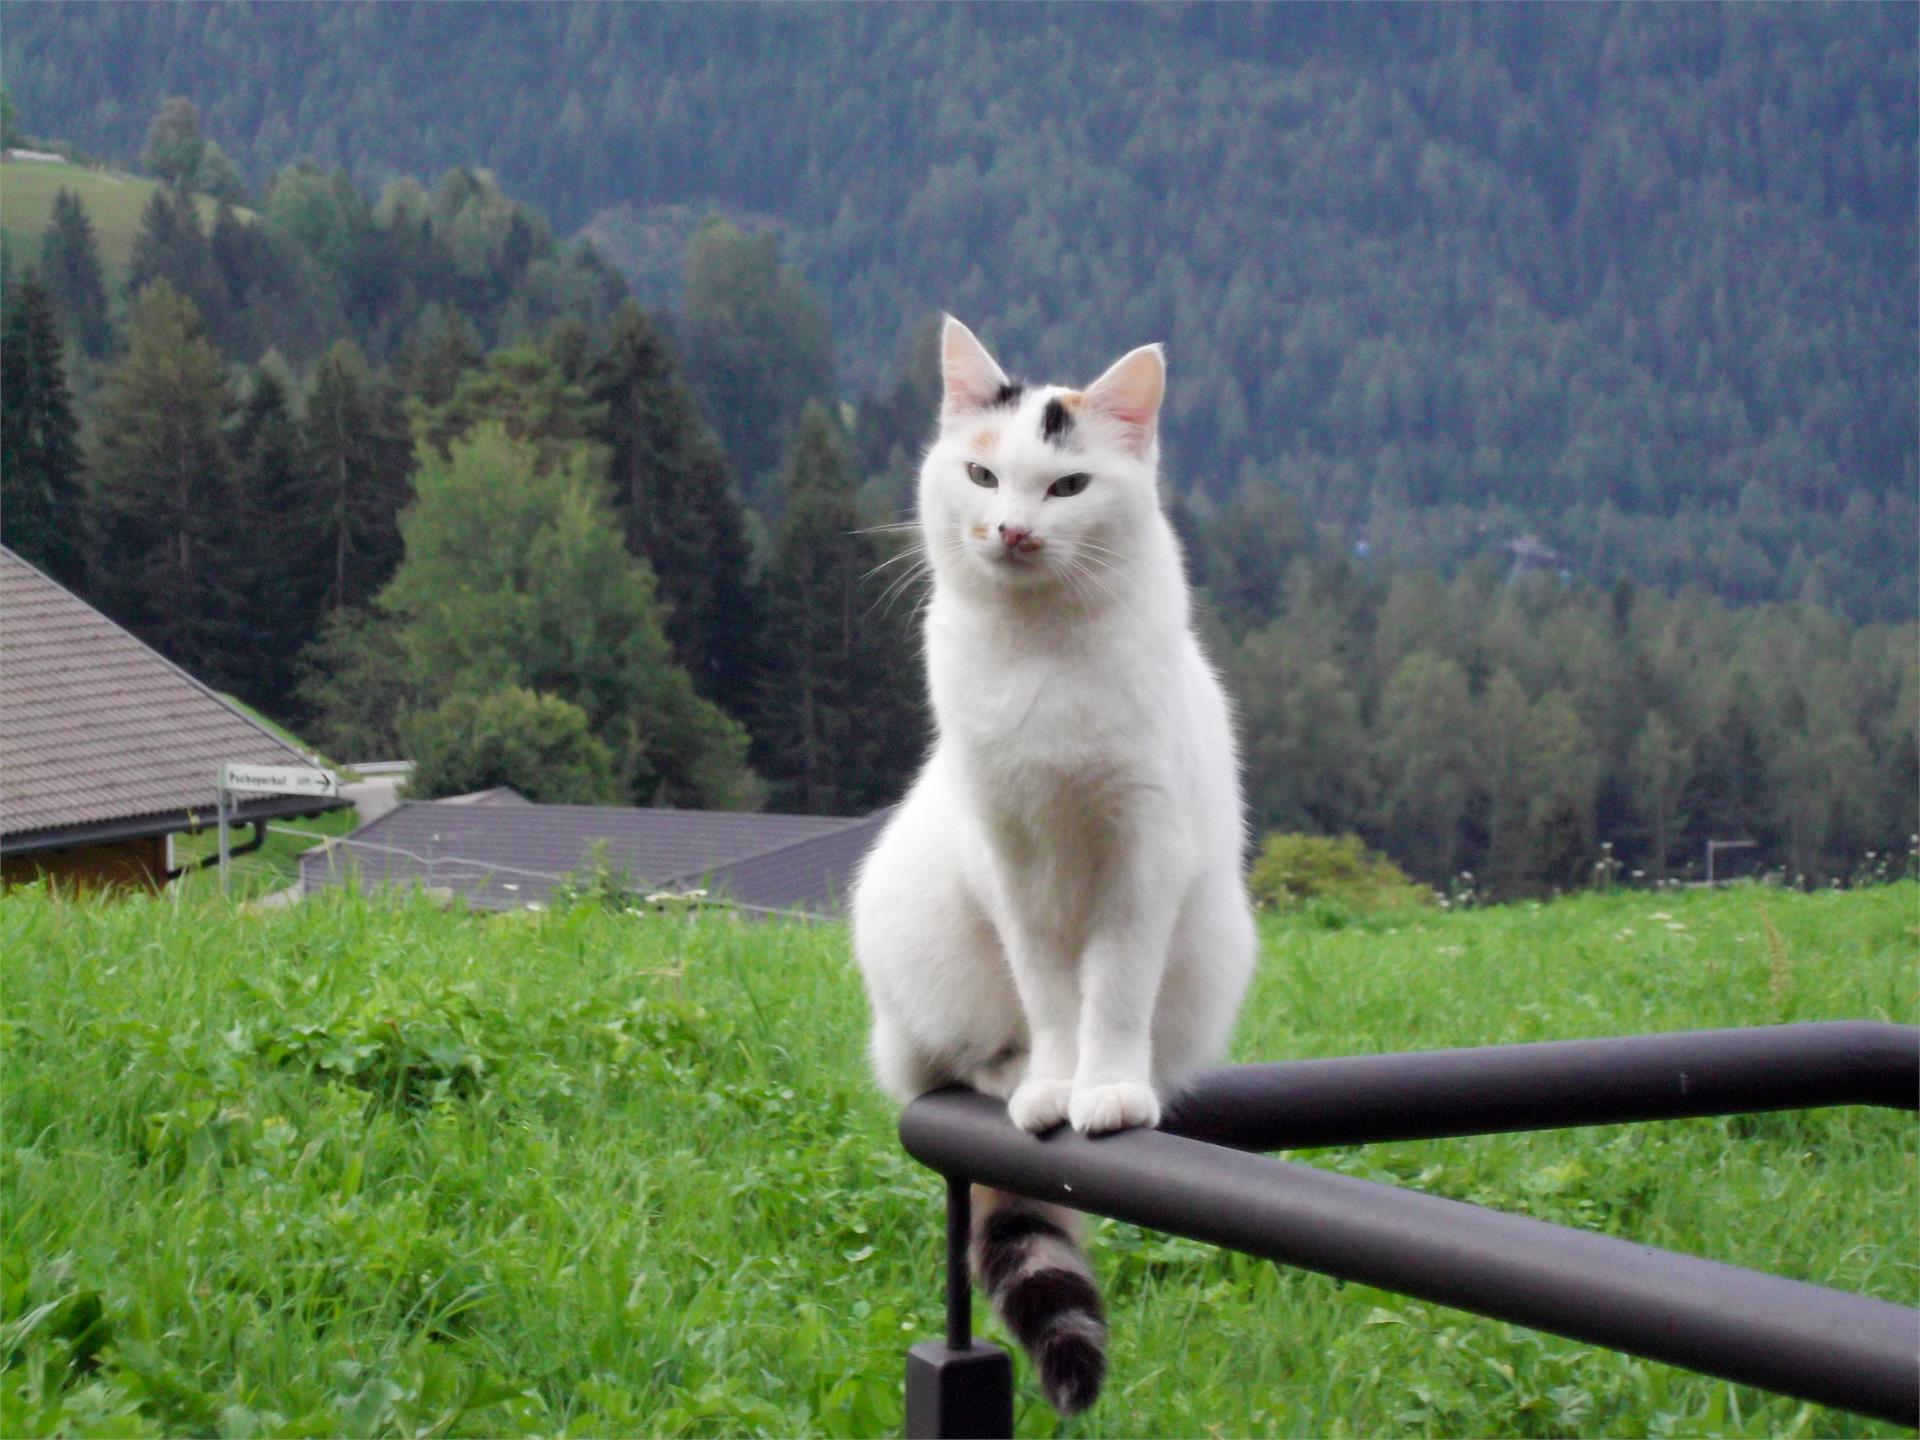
[852,317,1255,1135]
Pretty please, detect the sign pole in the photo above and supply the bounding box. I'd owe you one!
[213,762,340,897]
[217,781,231,894]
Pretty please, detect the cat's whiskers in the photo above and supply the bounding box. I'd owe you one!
[1065,547,1146,627]
[870,554,934,618]
[863,545,928,581]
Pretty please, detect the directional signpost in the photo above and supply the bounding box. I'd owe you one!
[216,762,339,892]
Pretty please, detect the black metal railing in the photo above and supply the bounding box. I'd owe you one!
[899,1022,1920,1437]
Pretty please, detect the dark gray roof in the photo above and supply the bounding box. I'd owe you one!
[1,548,349,850]
[440,786,532,806]
[697,809,891,916]
[300,798,883,917]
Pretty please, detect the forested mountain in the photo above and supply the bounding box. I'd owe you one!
[7,3,1915,618]
[1,7,1913,892]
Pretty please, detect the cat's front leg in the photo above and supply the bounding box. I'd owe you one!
[1069,877,1180,1135]
[1000,937,1081,1132]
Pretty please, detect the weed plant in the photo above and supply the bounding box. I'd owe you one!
[3,882,1914,1436]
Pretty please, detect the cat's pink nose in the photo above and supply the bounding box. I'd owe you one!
[999,523,1032,551]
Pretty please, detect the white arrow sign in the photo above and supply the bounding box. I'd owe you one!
[219,762,339,798]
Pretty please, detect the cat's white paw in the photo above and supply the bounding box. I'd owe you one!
[1007,1076,1074,1132]
[1069,1080,1161,1135]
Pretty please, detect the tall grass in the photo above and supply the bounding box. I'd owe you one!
[3,882,1914,1437]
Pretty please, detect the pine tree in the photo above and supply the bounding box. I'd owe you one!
[1627,709,1691,876]
[85,281,245,685]
[759,404,923,814]
[301,340,414,612]
[681,220,837,501]
[1520,689,1602,891]
[401,306,484,409]
[1373,650,1477,882]
[228,365,318,719]
[0,270,86,588]
[1475,668,1538,894]
[590,301,764,720]
[39,190,113,359]
[206,201,258,355]
[414,340,605,466]
[196,140,249,205]
[1232,561,1372,835]
[209,201,337,364]
[127,188,228,333]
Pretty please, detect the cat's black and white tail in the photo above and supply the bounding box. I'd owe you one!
[971,1189,1107,1415]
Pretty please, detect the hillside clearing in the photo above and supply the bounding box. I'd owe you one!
[3,883,1914,1437]
[1,159,246,271]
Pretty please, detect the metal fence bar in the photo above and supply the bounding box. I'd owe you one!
[903,1089,1919,1428]
[1162,1021,1918,1151]
[905,1174,1014,1440]
[900,1023,1920,1434]
[944,1177,971,1351]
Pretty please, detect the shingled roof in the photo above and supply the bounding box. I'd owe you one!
[1,548,350,852]
[300,796,888,918]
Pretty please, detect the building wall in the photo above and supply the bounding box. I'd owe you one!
[1,835,169,891]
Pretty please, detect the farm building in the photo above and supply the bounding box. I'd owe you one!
[0,547,351,889]
[299,793,888,919]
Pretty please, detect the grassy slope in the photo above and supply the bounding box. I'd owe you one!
[1,159,244,272]
[2,883,1914,1438]
[168,805,362,901]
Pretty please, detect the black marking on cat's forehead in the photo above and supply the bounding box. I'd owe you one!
[1040,396,1075,444]
[989,381,1026,408]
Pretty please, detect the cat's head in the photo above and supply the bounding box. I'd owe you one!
[919,316,1166,599]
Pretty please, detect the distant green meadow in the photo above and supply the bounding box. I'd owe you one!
[0,159,243,274]
[3,883,1914,1437]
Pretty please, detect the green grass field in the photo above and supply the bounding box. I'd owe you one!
[1,159,245,273]
[3,883,1914,1437]
[168,806,362,903]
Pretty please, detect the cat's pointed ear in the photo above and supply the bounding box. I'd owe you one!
[1084,343,1166,457]
[941,315,1012,421]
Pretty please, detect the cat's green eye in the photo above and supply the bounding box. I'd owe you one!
[1048,472,1091,499]
[966,462,998,489]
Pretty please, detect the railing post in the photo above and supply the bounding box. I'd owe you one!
[904,1176,1013,1439]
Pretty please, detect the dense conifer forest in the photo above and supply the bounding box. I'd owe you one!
[1,5,1913,893]
[8,4,1914,617]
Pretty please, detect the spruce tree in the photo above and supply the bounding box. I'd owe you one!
[681,221,837,501]
[196,140,249,206]
[301,339,414,612]
[759,403,923,814]
[590,301,764,720]
[127,188,227,335]
[1627,709,1691,877]
[39,189,113,359]
[209,206,337,365]
[207,201,259,355]
[1232,561,1372,836]
[1373,650,1477,882]
[229,366,318,719]
[402,306,483,409]
[0,270,86,588]
[85,281,245,685]
[414,340,605,466]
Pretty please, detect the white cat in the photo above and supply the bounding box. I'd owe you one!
[852,317,1256,1414]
